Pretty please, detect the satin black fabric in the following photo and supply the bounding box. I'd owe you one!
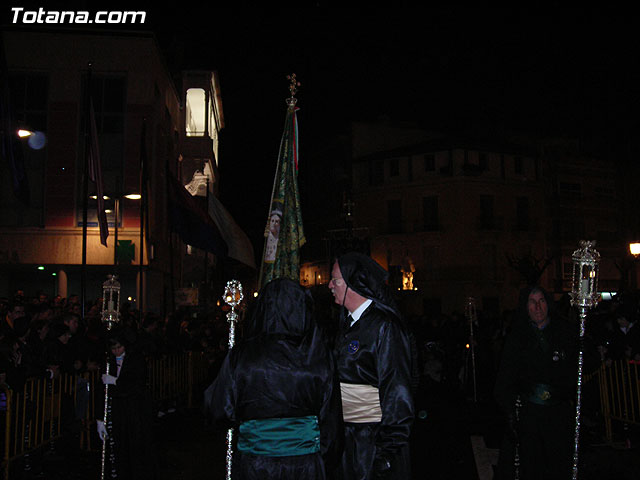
[208,278,343,479]
[335,303,414,480]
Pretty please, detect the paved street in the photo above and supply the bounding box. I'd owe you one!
[7,399,640,479]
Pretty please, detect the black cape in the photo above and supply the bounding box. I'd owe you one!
[207,278,343,480]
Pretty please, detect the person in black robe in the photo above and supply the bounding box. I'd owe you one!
[97,330,157,479]
[206,278,343,479]
[493,285,577,480]
[328,252,414,480]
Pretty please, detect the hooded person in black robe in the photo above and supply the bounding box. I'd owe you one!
[206,278,343,479]
[328,252,414,480]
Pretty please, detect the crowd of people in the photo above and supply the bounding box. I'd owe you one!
[2,258,640,479]
[0,290,234,396]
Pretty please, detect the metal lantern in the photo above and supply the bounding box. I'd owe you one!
[568,240,600,480]
[570,240,600,310]
[101,274,121,328]
[222,279,244,480]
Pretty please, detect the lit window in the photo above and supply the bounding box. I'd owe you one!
[402,270,414,290]
[186,88,207,136]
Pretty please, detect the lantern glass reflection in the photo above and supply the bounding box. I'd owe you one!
[570,240,600,309]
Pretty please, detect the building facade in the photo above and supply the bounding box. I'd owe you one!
[302,120,628,319]
[0,28,226,314]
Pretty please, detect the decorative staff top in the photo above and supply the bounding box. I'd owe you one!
[101,274,121,327]
[286,73,300,109]
[223,280,244,324]
[570,240,600,309]
[223,280,243,350]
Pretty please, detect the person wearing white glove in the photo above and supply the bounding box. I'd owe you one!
[96,419,108,442]
[97,330,157,479]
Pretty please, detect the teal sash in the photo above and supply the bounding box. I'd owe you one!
[238,415,320,457]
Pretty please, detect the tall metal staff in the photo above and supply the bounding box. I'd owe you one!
[569,240,600,480]
[223,280,243,480]
[100,275,121,480]
[465,297,478,403]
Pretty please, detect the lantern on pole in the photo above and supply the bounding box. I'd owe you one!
[569,240,600,480]
[100,274,121,480]
[223,279,243,480]
[102,274,121,328]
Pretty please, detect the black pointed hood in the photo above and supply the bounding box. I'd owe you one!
[337,252,402,320]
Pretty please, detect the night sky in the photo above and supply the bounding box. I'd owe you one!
[4,6,640,251]
[149,8,639,244]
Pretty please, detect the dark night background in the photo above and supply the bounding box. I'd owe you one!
[150,8,640,252]
[3,6,640,252]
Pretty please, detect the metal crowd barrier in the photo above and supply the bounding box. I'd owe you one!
[1,351,209,479]
[597,359,640,443]
[0,373,77,479]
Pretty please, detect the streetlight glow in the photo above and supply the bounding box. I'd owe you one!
[630,243,640,256]
[18,129,33,138]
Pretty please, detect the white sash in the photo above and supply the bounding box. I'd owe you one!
[340,383,382,423]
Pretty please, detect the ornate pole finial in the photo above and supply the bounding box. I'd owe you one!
[286,73,300,109]
[222,279,243,480]
[223,280,244,349]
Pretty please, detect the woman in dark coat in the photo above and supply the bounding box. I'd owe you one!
[206,278,343,479]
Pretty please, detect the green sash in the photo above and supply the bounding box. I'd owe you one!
[238,415,320,457]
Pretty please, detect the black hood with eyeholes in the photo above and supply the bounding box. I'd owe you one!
[337,252,402,320]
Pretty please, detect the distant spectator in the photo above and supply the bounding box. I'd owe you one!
[3,302,26,336]
[42,323,73,378]
[0,332,27,391]
[136,314,161,357]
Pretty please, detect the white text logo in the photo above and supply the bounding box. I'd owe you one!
[11,8,146,24]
